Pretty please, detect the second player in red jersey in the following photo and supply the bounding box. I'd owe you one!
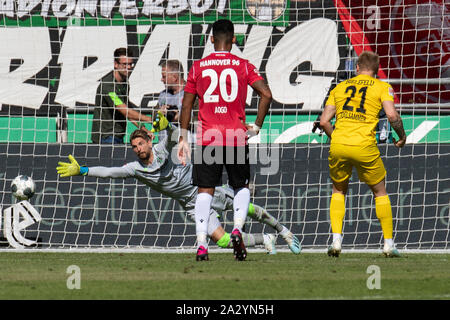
[178,19,272,262]
[184,51,264,146]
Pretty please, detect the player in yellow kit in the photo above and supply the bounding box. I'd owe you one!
[319,51,407,257]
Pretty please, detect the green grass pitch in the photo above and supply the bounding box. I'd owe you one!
[1,252,449,300]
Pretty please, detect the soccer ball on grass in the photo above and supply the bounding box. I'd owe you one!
[11,175,35,200]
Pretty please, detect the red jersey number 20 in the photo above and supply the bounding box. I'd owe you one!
[202,68,238,103]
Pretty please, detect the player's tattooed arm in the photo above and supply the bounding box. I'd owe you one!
[382,100,406,148]
[389,117,407,148]
[390,118,406,140]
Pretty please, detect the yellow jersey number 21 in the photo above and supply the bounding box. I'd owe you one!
[342,86,368,114]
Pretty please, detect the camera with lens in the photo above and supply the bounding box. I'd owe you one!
[166,105,179,122]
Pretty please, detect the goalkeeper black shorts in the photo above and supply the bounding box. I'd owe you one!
[192,145,250,189]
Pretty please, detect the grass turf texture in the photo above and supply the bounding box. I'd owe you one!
[0,252,449,300]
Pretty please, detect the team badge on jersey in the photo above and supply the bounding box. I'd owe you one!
[388,87,395,98]
[246,0,287,21]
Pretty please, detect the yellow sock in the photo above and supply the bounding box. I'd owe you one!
[375,195,393,240]
[330,193,346,234]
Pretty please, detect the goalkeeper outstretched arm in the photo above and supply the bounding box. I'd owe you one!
[57,112,174,179]
[56,154,133,179]
[56,155,89,177]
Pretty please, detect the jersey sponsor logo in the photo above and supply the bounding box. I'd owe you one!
[214,106,228,114]
[337,110,367,122]
[345,79,375,86]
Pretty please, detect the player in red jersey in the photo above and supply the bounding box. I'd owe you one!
[178,19,272,261]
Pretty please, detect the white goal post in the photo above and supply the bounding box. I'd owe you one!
[0,0,448,251]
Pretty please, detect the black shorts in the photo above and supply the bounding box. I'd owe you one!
[192,145,250,189]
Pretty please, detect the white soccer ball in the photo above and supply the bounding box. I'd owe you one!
[11,175,36,200]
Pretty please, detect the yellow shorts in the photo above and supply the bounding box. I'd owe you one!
[328,143,386,186]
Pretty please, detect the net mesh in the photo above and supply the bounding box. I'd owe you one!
[0,0,448,250]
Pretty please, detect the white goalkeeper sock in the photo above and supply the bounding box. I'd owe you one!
[233,187,250,232]
[195,192,213,248]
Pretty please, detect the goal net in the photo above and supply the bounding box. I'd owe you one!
[0,0,448,251]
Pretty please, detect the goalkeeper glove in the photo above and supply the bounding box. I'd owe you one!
[151,111,171,133]
[56,155,89,177]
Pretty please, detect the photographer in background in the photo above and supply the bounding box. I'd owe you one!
[157,60,186,141]
[91,47,152,144]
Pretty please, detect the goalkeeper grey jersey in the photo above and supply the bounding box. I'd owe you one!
[87,128,234,219]
[88,132,198,211]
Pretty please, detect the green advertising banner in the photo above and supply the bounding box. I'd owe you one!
[0,0,291,27]
[0,0,345,117]
[1,115,448,144]
[0,0,447,131]
[246,115,450,144]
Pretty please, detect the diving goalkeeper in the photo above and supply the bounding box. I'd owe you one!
[57,112,301,260]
